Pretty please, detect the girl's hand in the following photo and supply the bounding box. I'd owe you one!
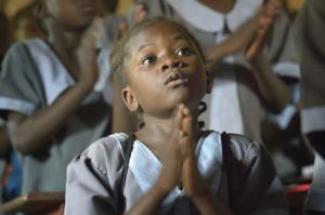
[156,105,184,193]
[178,106,207,198]
[77,18,103,91]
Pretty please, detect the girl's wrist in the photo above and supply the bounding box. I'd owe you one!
[151,180,171,199]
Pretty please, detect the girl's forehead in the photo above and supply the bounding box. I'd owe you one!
[129,22,192,50]
[140,22,186,38]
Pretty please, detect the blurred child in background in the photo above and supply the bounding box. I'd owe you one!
[0,0,112,194]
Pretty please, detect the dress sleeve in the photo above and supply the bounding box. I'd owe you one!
[64,137,124,215]
[0,42,45,116]
[227,135,289,215]
[64,156,117,215]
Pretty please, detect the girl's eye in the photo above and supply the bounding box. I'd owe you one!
[176,47,194,56]
[141,55,157,66]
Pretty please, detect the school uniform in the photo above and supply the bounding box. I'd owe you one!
[64,131,288,215]
[136,0,300,144]
[297,0,325,213]
[0,39,111,193]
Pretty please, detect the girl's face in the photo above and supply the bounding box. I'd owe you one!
[45,0,104,30]
[123,22,208,118]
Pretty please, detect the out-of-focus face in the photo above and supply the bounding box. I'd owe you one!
[285,0,303,14]
[123,21,208,118]
[45,0,105,30]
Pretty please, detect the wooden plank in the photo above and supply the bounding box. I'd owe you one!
[0,192,64,214]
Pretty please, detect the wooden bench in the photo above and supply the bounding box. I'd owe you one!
[0,192,64,215]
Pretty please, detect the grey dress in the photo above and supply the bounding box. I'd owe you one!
[65,131,288,215]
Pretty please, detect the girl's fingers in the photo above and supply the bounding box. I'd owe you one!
[181,107,193,139]
[177,104,185,129]
[178,105,195,157]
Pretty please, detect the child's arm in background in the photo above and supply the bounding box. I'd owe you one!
[205,14,259,72]
[204,1,283,72]
[249,54,292,113]
[205,0,292,114]
[6,20,102,156]
[246,0,292,113]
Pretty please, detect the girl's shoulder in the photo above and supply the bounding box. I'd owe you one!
[76,133,130,173]
[222,132,263,159]
[205,131,268,167]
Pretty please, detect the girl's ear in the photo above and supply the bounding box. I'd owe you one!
[122,86,140,112]
[33,1,49,19]
[205,70,213,94]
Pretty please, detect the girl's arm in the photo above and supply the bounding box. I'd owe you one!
[192,192,235,215]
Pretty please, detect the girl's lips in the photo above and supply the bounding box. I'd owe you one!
[165,78,189,88]
[165,71,187,84]
[165,72,189,88]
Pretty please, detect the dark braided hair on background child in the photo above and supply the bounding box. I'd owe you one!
[110,17,208,128]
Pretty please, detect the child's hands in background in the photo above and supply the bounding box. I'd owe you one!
[77,18,104,91]
[205,0,281,74]
[245,0,281,62]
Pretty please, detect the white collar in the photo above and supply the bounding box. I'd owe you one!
[166,0,263,32]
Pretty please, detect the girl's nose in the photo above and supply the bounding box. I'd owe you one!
[161,58,183,71]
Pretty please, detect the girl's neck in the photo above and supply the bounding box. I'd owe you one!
[198,0,236,14]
